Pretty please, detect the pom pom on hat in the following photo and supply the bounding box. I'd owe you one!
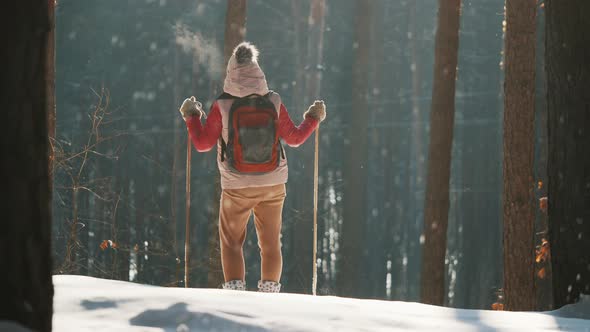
[233,42,259,65]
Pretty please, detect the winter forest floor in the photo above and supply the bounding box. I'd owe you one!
[3,275,590,331]
[45,276,590,331]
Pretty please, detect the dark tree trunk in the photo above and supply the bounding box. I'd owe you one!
[285,0,306,293]
[47,0,56,192]
[0,1,54,331]
[304,0,326,104]
[545,0,590,308]
[502,0,537,312]
[533,5,552,310]
[420,0,461,306]
[337,0,372,298]
[207,0,248,288]
[223,0,247,66]
[290,0,305,114]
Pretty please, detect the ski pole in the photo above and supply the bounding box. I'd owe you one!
[184,100,202,288]
[184,134,192,287]
[312,126,319,296]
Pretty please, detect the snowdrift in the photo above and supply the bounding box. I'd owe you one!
[4,275,590,331]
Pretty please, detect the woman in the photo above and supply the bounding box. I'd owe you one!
[178,42,326,292]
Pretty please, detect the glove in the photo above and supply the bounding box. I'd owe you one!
[179,96,204,119]
[303,100,326,122]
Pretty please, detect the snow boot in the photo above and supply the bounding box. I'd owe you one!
[222,280,246,291]
[258,280,281,293]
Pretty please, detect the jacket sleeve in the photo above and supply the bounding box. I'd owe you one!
[278,103,319,147]
[184,101,222,152]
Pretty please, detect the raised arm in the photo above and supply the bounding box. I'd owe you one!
[184,102,222,152]
[278,103,319,147]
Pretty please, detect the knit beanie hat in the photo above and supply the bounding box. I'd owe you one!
[223,42,269,97]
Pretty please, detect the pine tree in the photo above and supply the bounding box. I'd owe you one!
[0,1,54,330]
[420,0,462,306]
[545,0,590,308]
[294,0,327,294]
[502,0,537,312]
[338,0,373,298]
[47,0,56,192]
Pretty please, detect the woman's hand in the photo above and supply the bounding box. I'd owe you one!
[303,100,326,122]
[179,96,204,119]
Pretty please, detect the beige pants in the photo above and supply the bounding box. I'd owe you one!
[219,184,286,283]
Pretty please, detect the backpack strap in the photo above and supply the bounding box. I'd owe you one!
[220,138,227,162]
[217,93,234,162]
[279,140,285,160]
[217,92,249,162]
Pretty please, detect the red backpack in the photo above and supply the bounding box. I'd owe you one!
[219,92,285,174]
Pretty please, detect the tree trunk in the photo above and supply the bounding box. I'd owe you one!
[171,44,182,286]
[290,0,305,114]
[337,0,373,298]
[223,0,247,66]
[405,1,426,302]
[47,0,56,193]
[207,0,248,288]
[420,0,461,306]
[0,2,54,330]
[409,3,425,193]
[533,5,552,310]
[294,0,326,294]
[502,0,537,311]
[304,0,326,104]
[366,0,387,299]
[407,0,424,237]
[545,0,590,308]
[286,0,306,293]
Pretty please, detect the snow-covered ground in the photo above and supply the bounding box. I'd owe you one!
[8,275,590,331]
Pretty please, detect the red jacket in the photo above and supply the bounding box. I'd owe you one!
[185,102,318,153]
